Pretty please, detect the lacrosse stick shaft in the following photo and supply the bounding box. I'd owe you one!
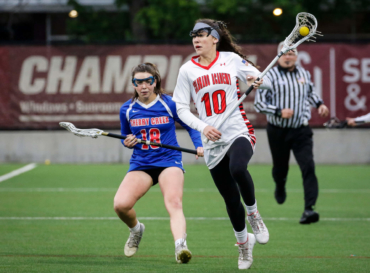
[103,132,198,155]
[60,122,198,155]
[356,121,366,125]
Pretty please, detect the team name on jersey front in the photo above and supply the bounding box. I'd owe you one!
[130,116,170,127]
[193,73,232,94]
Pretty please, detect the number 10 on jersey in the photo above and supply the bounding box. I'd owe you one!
[201,90,226,116]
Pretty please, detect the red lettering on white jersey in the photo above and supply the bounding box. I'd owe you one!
[211,73,231,86]
[193,75,211,94]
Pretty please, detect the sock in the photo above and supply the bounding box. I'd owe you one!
[175,238,187,248]
[246,200,257,215]
[234,226,248,244]
[129,221,141,233]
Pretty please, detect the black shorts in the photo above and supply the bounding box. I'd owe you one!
[142,167,167,186]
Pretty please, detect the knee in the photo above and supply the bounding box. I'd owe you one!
[229,165,246,181]
[165,196,183,211]
[113,198,132,214]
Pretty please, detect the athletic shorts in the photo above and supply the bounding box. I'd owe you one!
[204,133,255,170]
[128,167,185,186]
[140,167,166,186]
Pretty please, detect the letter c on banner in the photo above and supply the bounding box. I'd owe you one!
[19,56,48,95]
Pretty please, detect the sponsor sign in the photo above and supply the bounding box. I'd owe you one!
[0,44,369,129]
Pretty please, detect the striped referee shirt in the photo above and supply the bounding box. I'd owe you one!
[254,65,323,128]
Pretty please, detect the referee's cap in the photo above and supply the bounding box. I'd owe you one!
[278,41,298,55]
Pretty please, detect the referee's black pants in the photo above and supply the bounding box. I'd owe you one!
[267,123,318,211]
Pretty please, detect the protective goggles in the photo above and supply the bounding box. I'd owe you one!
[189,27,214,38]
[132,76,155,87]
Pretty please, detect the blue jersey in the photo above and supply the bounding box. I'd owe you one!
[120,94,202,172]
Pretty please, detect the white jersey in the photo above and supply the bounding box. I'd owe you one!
[355,112,370,123]
[173,51,266,150]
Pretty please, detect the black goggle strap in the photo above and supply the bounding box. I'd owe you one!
[132,76,155,87]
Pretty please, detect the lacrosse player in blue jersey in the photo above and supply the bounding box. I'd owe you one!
[114,63,203,264]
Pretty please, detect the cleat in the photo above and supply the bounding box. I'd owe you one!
[247,211,269,244]
[274,185,286,204]
[124,223,145,257]
[236,233,256,270]
[299,210,319,224]
[175,234,192,264]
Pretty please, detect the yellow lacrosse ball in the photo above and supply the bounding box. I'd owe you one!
[299,26,310,36]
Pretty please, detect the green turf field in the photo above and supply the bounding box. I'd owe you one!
[0,163,369,272]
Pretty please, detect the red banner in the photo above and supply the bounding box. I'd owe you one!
[0,44,369,129]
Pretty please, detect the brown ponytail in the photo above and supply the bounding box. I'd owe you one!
[131,62,166,101]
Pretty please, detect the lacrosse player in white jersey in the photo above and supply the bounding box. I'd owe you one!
[172,19,272,270]
[346,112,370,126]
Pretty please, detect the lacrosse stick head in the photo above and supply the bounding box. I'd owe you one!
[280,12,321,56]
[59,122,104,138]
[323,117,348,129]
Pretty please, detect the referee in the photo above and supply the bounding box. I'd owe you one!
[254,42,329,224]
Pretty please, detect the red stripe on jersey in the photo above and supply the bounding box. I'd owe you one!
[191,51,220,70]
[236,80,255,139]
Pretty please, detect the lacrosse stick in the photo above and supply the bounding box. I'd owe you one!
[203,12,322,143]
[59,122,198,155]
[323,117,364,129]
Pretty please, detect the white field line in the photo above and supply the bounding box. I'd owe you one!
[0,216,369,221]
[0,163,37,183]
[0,188,369,193]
